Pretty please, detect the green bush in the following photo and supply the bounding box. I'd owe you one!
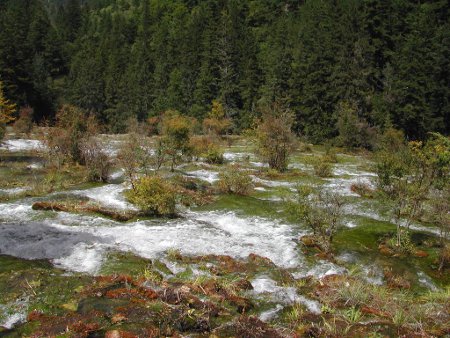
[217,166,253,195]
[205,146,224,164]
[125,176,176,216]
[311,156,333,177]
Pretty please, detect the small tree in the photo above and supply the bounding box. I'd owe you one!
[13,106,34,135]
[117,133,154,190]
[80,137,111,182]
[0,81,16,140]
[160,111,193,172]
[289,186,345,254]
[336,101,360,148]
[45,105,100,168]
[217,165,253,195]
[46,105,87,165]
[374,128,409,195]
[202,100,231,136]
[375,131,450,249]
[254,104,296,172]
[336,100,378,149]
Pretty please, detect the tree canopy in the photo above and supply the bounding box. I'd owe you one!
[0,0,448,140]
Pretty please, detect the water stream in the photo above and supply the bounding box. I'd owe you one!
[0,137,443,328]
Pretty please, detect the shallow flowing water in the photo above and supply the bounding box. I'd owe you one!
[0,136,444,329]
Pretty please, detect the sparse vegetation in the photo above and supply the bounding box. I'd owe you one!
[311,156,333,177]
[217,165,253,195]
[117,133,154,189]
[80,137,111,182]
[289,186,346,254]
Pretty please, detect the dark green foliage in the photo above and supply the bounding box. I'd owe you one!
[0,0,448,140]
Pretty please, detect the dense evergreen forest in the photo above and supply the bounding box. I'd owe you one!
[0,0,449,141]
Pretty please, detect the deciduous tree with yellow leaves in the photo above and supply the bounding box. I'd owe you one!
[0,81,16,140]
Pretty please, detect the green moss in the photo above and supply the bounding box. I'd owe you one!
[153,259,172,275]
[0,255,52,274]
[333,219,449,289]
[99,251,152,277]
[196,194,282,219]
[28,273,92,315]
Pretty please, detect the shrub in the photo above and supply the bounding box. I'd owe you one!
[374,131,449,249]
[117,133,154,188]
[350,181,374,198]
[80,138,111,182]
[311,156,333,177]
[323,142,338,163]
[189,135,224,164]
[125,176,176,216]
[429,188,450,271]
[298,142,313,153]
[438,244,450,272]
[384,231,415,254]
[288,187,345,254]
[125,116,148,135]
[45,126,73,168]
[202,100,231,136]
[13,106,34,135]
[205,145,224,164]
[55,105,88,163]
[160,110,193,171]
[217,166,253,195]
[254,103,297,172]
[190,135,212,161]
[45,105,98,166]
